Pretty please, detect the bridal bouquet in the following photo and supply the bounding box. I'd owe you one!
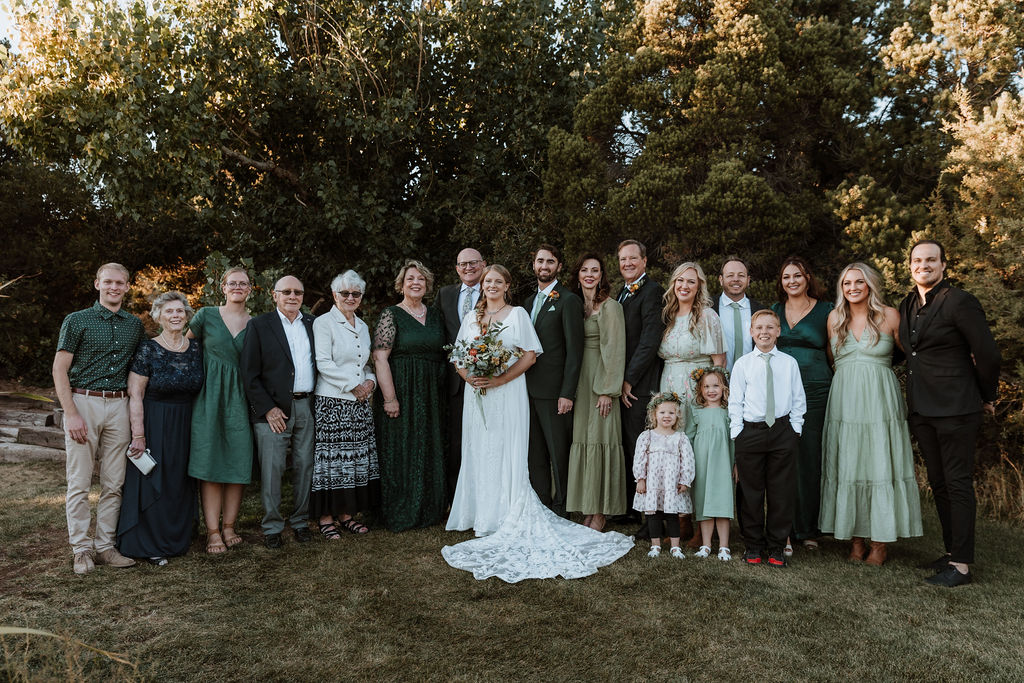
[445,321,524,397]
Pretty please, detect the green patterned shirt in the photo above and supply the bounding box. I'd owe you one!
[57,302,145,391]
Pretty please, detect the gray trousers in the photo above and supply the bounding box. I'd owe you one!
[254,397,314,535]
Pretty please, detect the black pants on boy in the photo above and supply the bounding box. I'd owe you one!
[735,417,798,556]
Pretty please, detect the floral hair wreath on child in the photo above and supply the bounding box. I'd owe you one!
[690,366,730,407]
[690,365,729,386]
[646,391,682,412]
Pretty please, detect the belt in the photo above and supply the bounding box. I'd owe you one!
[292,392,311,399]
[743,415,790,430]
[72,388,127,399]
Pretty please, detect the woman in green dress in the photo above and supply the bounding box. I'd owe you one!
[820,263,922,565]
[566,253,627,531]
[372,260,447,531]
[771,256,833,553]
[187,266,254,553]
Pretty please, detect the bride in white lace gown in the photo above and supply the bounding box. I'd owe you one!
[443,265,633,582]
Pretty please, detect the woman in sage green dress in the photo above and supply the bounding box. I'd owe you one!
[819,263,922,566]
[771,256,832,552]
[566,253,627,531]
[372,260,447,532]
[187,266,255,554]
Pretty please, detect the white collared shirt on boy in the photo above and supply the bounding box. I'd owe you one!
[728,346,806,438]
[718,292,754,371]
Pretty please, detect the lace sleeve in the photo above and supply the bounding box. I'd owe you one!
[129,339,154,378]
[699,308,725,355]
[373,307,396,351]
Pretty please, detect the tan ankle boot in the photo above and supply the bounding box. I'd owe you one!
[865,541,888,566]
[848,537,867,562]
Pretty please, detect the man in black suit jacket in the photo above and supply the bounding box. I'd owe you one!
[713,255,766,373]
[240,275,318,549]
[616,240,665,517]
[898,240,1000,587]
[435,247,485,502]
[524,244,584,513]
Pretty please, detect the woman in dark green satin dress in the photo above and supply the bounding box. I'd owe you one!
[771,257,833,551]
[372,260,447,531]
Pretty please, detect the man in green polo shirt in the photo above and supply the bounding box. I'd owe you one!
[52,263,145,574]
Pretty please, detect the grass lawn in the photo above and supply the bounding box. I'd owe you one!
[2,460,1024,681]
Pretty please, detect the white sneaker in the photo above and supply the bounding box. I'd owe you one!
[670,546,685,559]
[694,545,711,558]
[718,547,732,561]
[647,546,661,558]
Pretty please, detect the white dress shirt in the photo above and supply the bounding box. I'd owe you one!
[313,306,375,400]
[728,346,806,438]
[719,293,754,371]
[277,309,315,393]
[457,283,480,322]
[538,280,558,297]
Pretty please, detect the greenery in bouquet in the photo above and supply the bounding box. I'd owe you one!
[445,321,524,396]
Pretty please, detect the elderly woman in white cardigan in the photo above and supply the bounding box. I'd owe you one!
[311,270,380,538]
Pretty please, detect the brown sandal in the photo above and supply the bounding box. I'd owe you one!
[206,531,227,554]
[222,526,243,548]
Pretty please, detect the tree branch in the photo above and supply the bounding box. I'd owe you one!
[219,145,302,186]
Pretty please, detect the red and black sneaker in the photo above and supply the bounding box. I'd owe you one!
[767,552,788,568]
[742,550,763,565]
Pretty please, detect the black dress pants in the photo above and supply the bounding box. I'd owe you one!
[621,395,652,504]
[446,385,465,505]
[909,412,981,564]
[735,418,798,555]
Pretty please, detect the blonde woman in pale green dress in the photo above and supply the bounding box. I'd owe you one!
[566,253,627,532]
[819,263,922,567]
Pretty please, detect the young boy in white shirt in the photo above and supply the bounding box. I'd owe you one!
[729,310,806,567]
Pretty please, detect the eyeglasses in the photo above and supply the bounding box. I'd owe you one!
[225,281,251,289]
[336,291,363,299]
[456,259,483,269]
[275,289,304,296]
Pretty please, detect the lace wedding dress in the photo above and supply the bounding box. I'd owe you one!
[443,306,634,582]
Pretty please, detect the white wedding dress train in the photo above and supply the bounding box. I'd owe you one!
[443,307,634,582]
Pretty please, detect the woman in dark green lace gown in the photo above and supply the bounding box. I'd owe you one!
[771,256,833,550]
[372,260,447,531]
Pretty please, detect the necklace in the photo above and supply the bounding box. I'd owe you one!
[400,302,427,320]
[485,303,508,315]
[159,332,186,352]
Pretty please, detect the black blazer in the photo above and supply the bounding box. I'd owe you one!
[240,310,317,423]
[436,283,468,397]
[897,280,1000,417]
[523,282,584,400]
[618,275,665,398]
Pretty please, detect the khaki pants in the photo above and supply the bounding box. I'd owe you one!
[64,394,130,554]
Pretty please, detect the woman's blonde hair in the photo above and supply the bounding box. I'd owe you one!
[831,262,888,350]
[693,367,729,408]
[661,262,712,338]
[393,259,434,296]
[474,265,513,330]
[645,391,682,430]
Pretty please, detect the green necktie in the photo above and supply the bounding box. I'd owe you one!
[760,352,775,427]
[531,291,546,323]
[730,301,743,365]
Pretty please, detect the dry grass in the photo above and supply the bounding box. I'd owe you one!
[3,461,1024,681]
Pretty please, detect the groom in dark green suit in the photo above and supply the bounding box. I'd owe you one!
[524,244,584,514]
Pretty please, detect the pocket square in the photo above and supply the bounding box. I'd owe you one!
[548,305,556,311]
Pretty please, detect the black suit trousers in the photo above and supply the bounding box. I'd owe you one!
[620,396,651,503]
[735,419,798,554]
[909,412,981,564]
[447,384,465,504]
[528,398,573,510]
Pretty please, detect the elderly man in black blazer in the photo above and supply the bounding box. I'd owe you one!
[436,247,486,502]
[898,240,1000,587]
[241,275,318,549]
[616,240,665,524]
[713,255,766,373]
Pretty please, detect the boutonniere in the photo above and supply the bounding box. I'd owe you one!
[547,290,560,301]
[626,281,641,295]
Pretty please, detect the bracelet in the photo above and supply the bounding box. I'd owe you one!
[132,434,145,439]
[383,398,397,404]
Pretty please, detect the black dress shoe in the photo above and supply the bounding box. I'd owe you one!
[918,554,952,572]
[925,565,972,587]
[264,533,283,549]
[293,526,312,543]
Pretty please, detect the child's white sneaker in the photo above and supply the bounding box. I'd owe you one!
[670,546,685,559]
[647,546,661,558]
[694,545,711,558]
[718,547,732,561]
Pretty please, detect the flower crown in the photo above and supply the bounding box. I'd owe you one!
[690,365,729,385]
[647,391,682,412]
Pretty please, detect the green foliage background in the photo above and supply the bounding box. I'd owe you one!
[1,0,1022,469]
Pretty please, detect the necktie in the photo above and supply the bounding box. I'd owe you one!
[729,302,743,365]
[461,287,474,318]
[531,291,546,323]
[760,352,775,427]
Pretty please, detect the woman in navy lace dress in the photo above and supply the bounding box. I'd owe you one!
[117,292,204,565]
